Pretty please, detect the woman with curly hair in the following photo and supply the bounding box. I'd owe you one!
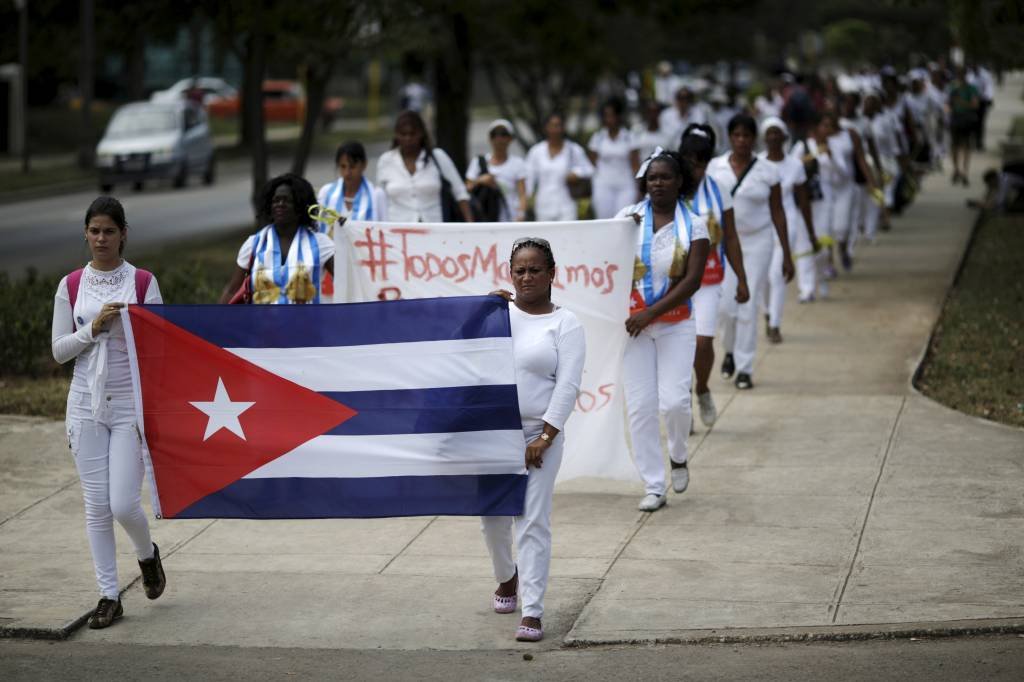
[219,173,336,304]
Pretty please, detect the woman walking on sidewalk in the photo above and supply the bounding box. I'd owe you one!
[526,113,594,221]
[483,238,586,643]
[678,124,749,428]
[759,117,818,343]
[587,96,641,219]
[708,113,793,390]
[618,151,709,511]
[51,196,167,629]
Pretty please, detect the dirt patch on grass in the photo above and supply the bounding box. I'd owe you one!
[916,212,1024,427]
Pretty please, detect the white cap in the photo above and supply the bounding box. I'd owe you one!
[487,118,514,136]
[760,115,789,138]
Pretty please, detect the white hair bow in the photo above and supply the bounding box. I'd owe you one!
[636,146,665,179]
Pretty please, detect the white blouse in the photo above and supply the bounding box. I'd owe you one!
[525,141,594,213]
[52,260,162,399]
[588,127,639,188]
[616,201,709,301]
[509,304,586,432]
[465,153,527,222]
[376,147,469,223]
[758,152,806,217]
[631,124,673,165]
[706,153,781,235]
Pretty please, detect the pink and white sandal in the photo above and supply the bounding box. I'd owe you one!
[515,625,543,642]
[493,593,517,614]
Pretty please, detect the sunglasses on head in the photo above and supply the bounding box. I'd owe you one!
[512,237,551,250]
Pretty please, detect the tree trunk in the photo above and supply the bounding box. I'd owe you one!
[432,12,471,173]
[127,29,147,101]
[291,62,332,177]
[242,27,268,217]
[78,0,95,169]
[189,15,203,75]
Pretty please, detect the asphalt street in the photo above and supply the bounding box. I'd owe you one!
[2,635,1023,681]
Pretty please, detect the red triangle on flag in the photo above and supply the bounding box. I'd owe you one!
[128,307,357,518]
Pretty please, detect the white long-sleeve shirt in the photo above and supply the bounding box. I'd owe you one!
[376,147,469,223]
[508,304,586,432]
[52,260,162,398]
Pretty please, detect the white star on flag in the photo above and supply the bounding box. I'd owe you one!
[189,377,255,441]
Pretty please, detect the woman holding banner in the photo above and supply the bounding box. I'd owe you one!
[51,196,167,629]
[483,238,586,643]
[219,174,336,305]
[678,124,748,428]
[617,151,709,512]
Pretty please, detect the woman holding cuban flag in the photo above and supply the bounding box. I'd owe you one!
[219,174,335,305]
[616,150,709,512]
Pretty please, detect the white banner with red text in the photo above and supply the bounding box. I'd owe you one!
[335,219,640,482]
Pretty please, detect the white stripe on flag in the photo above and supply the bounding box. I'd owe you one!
[244,429,527,479]
[227,337,515,392]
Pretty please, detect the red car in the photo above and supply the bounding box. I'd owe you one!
[207,80,343,127]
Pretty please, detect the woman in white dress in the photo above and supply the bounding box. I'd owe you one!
[525,113,594,222]
[51,196,167,629]
[588,96,641,219]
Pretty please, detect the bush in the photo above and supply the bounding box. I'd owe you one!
[0,269,66,378]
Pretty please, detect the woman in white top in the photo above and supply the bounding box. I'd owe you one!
[317,141,388,227]
[759,117,818,342]
[465,119,528,222]
[587,96,641,219]
[708,113,793,390]
[678,124,749,428]
[484,238,586,643]
[525,113,594,222]
[616,151,709,512]
[51,196,167,629]
[220,174,336,304]
[792,114,842,301]
[632,99,672,163]
[376,110,473,223]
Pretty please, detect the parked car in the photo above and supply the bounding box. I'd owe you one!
[150,77,237,106]
[95,101,216,192]
[207,79,344,128]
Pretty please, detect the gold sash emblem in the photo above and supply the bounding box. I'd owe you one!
[285,264,317,304]
[252,267,281,305]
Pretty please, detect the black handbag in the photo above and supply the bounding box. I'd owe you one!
[469,155,506,222]
[566,142,592,200]
[429,149,464,222]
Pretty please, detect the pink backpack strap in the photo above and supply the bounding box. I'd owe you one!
[67,269,84,330]
[134,268,153,303]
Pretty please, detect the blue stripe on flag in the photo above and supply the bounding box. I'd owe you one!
[322,385,522,435]
[138,296,511,348]
[175,474,528,519]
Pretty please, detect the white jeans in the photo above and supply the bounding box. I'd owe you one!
[720,227,773,376]
[66,390,153,600]
[534,195,577,222]
[766,235,787,327]
[592,180,636,220]
[691,283,722,338]
[623,318,697,496]
[480,422,563,620]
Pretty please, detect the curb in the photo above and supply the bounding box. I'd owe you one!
[563,617,1024,647]
[0,576,143,641]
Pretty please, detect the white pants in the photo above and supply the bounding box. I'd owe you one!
[592,180,636,220]
[862,189,881,240]
[623,318,697,496]
[66,390,153,600]
[720,228,773,376]
[480,422,563,620]
[534,195,577,222]
[691,283,722,338]
[830,182,856,242]
[766,235,787,327]
[795,252,817,300]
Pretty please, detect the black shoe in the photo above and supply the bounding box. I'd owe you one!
[735,373,753,390]
[139,543,166,600]
[88,597,123,629]
[840,250,852,272]
[721,353,735,379]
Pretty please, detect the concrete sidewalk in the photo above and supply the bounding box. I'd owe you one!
[1,79,1022,650]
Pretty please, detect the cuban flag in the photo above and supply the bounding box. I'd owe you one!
[122,296,527,519]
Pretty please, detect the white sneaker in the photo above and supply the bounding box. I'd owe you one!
[637,493,666,512]
[697,391,717,427]
[671,464,690,493]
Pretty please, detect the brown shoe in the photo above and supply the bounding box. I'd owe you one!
[767,327,783,344]
[87,597,123,629]
[139,543,166,600]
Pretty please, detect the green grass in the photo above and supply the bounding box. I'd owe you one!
[0,376,70,419]
[0,165,93,194]
[916,212,1024,427]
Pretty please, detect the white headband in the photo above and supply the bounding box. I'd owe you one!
[635,146,665,179]
[687,128,709,139]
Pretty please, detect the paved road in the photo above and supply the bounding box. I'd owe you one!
[2,635,1023,681]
